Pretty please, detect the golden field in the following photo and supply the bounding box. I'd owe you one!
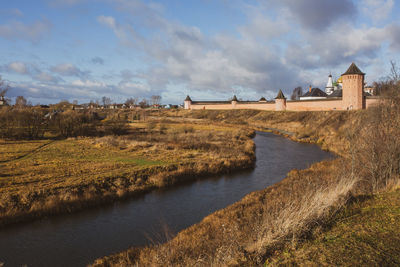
[0,118,255,226]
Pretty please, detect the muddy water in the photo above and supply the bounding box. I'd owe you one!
[0,132,334,266]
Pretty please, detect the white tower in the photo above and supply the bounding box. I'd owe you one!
[325,74,334,95]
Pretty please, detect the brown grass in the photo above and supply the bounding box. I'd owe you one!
[0,120,255,226]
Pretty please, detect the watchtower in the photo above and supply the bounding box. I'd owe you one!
[275,89,286,111]
[231,95,238,108]
[342,63,365,110]
[184,95,192,110]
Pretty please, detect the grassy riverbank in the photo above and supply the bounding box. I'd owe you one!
[92,158,354,266]
[267,188,400,266]
[93,88,400,266]
[0,120,255,226]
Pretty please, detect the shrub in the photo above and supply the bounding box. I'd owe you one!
[104,119,129,135]
[0,107,48,139]
[50,111,99,138]
[350,80,400,191]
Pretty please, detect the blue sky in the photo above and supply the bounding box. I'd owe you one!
[1,0,400,104]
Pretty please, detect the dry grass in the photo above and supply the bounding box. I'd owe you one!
[267,187,400,266]
[0,120,255,226]
[92,159,356,266]
[172,109,363,155]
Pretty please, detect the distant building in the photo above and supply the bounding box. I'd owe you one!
[364,86,375,95]
[325,75,334,95]
[0,96,6,106]
[300,87,328,100]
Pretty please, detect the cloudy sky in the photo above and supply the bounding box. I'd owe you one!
[1,0,400,104]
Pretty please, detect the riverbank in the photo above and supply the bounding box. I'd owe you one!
[92,158,351,266]
[267,187,400,266]
[93,102,400,266]
[0,121,255,227]
[180,109,360,155]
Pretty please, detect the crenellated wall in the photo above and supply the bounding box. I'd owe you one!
[186,97,378,111]
[189,102,275,110]
[286,99,344,111]
[190,103,233,110]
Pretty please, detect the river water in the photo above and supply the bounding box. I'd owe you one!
[0,132,334,266]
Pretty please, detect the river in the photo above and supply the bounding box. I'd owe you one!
[0,131,334,266]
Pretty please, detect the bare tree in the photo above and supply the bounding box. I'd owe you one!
[139,98,148,108]
[15,96,27,108]
[125,97,137,106]
[102,96,112,107]
[290,86,303,100]
[389,60,399,82]
[0,76,10,105]
[150,95,162,106]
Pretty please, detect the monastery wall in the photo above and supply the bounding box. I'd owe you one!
[286,99,344,111]
[233,103,275,110]
[189,102,276,110]
[188,97,378,111]
[190,103,232,110]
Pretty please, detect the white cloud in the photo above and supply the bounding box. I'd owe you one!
[51,63,89,77]
[97,15,116,29]
[96,1,302,98]
[0,19,51,42]
[71,79,106,87]
[7,62,29,74]
[34,72,61,83]
[362,0,394,23]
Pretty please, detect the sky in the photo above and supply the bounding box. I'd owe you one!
[1,0,400,105]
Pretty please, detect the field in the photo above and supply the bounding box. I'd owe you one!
[0,117,255,226]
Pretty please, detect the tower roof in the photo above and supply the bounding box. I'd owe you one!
[184,95,192,101]
[326,74,334,89]
[259,96,267,101]
[342,62,365,76]
[275,89,286,99]
[231,95,238,101]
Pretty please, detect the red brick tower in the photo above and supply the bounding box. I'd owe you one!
[342,63,365,110]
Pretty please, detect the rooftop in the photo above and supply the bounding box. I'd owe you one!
[302,88,327,97]
[342,62,365,76]
[275,89,286,99]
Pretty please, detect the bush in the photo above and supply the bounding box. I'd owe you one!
[350,80,400,191]
[51,111,99,138]
[0,107,48,139]
[104,119,129,135]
